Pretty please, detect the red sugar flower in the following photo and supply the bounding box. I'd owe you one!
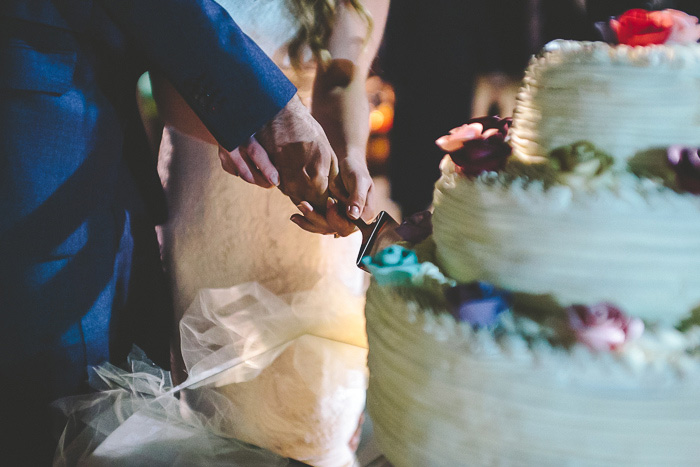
[610,9,673,46]
[610,9,700,46]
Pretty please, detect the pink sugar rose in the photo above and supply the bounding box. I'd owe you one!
[436,123,486,153]
[567,303,644,352]
[664,9,700,44]
[435,116,512,176]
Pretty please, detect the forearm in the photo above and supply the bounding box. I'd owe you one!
[96,0,296,150]
[150,72,218,145]
[311,0,389,163]
[311,62,370,163]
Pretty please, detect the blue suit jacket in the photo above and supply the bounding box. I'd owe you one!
[0,3,295,459]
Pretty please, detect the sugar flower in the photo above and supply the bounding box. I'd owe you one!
[361,245,421,286]
[445,281,511,328]
[395,210,433,244]
[361,245,454,288]
[435,116,512,176]
[664,9,700,44]
[667,145,700,194]
[608,9,700,46]
[567,302,644,351]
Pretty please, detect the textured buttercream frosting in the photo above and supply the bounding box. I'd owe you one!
[433,40,700,325]
[432,157,700,324]
[365,282,700,467]
[510,40,700,167]
[366,38,700,467]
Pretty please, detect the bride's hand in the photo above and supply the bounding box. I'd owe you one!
[290,198,358,236]
[330,155,377,223]
[290,155,377,236]
[218,136,280,188]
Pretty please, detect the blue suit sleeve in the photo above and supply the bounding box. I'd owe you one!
[96,0,297,151]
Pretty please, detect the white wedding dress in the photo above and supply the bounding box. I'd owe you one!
[158,0,366,320]
[53,2,369,466]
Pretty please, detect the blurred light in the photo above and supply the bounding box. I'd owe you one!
[368,136,390,162]
[369,109,385,132]
[376,103,394,133]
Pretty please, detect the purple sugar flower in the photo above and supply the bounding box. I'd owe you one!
[395,210,433,244]
[445,281,510,328]
[668,145,700,194]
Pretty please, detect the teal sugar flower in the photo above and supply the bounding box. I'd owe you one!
[362,245,456,288]
[361,245,421,285]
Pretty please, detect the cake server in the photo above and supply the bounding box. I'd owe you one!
[312,199,403,272]
[351,210,402,272]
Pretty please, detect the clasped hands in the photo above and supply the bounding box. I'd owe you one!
[217,94,376,236]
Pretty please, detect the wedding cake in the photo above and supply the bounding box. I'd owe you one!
[364,9,700,466]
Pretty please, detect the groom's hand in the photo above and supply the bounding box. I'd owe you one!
[255,94,338,209]
[218,137,280,188]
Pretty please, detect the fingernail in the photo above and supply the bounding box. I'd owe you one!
[300,202,313,212]
[270,172,279,186]
[348,205,360,219]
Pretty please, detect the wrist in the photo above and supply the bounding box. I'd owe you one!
[337,145,366,162]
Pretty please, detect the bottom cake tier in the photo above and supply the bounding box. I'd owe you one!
[364,257,700,467]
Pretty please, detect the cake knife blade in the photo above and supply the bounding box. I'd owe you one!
[305,199,402,272]
[351,210,402,272]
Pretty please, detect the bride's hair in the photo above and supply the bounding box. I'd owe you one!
[285,0,372,69]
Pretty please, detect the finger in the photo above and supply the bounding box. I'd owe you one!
[303,164,331,198]
[218,146,239,176]
[219,146,256,184]
[238,143,274,188]
[325,198,357,237]
[329,171,350,203]
[297,201,334,233]
[303,143,333,193]
[247,137,279,186]
[290,213,333,235]
[298,171,330,208]
[360,183,379,223]
[343,171,373,220]
[233,145,258,185]
[274,143,329,208]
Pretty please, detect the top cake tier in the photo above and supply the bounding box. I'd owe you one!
[510,40,700,167]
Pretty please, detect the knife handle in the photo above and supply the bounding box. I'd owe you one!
[349,215,374,238]
[329,198,374,236]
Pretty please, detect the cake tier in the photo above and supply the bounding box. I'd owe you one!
[510,40,700,167]
[365,281,700,467]
[432,158,700,324]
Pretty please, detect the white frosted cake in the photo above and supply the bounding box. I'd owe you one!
[509,40,700,167]
[365,11,700,467]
